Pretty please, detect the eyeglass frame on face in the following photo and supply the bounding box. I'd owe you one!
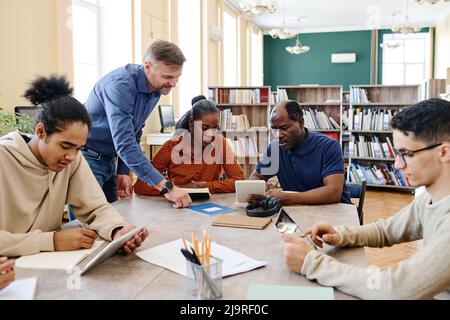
[394,143,442,166]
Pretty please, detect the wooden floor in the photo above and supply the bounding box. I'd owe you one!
[361,189,419,270]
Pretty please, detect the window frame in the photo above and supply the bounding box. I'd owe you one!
[382,32,429,85]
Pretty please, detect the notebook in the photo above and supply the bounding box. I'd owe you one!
[212,214,272,230]
[246,283,334,300]
[181,187,211,200]
[185,203,235,216]
[0,278,37,300]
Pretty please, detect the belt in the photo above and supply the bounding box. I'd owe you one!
[82,146,115,161]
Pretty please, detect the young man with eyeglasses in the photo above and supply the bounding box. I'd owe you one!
[280,98,450,299]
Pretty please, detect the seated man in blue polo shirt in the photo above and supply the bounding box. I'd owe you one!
[249,100,351,205]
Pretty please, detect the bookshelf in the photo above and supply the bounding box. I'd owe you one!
[347,85,420,191]
[208,86,272,178]
[276,85,343,143]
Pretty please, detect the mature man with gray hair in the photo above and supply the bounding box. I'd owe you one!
[82,40,191,208]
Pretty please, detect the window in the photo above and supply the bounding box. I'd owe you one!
[382,33,429,85]
[250,28,263,86]
[72,0,100,102]
[223,7,238,86]
[72,0,132,102]
[177,0,202,116]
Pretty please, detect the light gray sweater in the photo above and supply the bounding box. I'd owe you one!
[301,193,450,299]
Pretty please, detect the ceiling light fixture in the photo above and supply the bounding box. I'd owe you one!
[239,0,277,15]
[391,1,422,34]
[414,0,449,4]
[286,35,310,54]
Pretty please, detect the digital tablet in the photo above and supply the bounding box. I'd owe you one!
[78,221,149,275]
[235,180,266,207]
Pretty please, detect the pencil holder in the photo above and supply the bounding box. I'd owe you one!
[186,256,223,300]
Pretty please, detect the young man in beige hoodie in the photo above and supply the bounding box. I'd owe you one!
[0,75,148,257]
[281,98,450,299]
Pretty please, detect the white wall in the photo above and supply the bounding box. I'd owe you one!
[0,0,59,113]
[434,13,450,79]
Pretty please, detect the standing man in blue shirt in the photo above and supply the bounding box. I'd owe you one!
[83,40,191,208]
[249,100,351,205]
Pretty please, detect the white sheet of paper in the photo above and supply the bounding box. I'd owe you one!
[136,239,266,277]
[15,240,105,270]
[204,207,222,213]
[0,278,37,300]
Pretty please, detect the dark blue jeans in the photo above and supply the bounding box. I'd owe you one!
[82,149,118,203]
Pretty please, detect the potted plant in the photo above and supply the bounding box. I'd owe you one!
[0,107,34,136]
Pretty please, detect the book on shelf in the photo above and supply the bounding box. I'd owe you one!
[349,162,410,187]
[215,88,269,104]
[260,87,269,103]
[350,108,397,131]
[348,134,395,159]
[323,132,339,142]
[303,108,340,130]
[226,137,259,157]
[207,89,216,102]
[277,88,288,103]
[351,87,370,104]
[219,110,251,130]
[341,109,349,130]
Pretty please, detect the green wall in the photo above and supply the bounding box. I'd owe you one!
[264,30,372,91]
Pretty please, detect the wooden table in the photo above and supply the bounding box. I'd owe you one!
[16,194,366,300]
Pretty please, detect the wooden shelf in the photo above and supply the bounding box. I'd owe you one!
[298,103,341,106]
[349,157,395,161]
[351,102,415,106]
[209,86,270,90]
[217,103,269,107]
[309,129,341,132]
[366,184,413,190]
[221,128,269,133]
[346,85,420,191]
[349,130,393,134]
[279,85,342,89]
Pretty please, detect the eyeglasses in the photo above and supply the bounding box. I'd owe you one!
[394,143,442,166]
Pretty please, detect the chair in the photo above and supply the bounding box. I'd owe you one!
[14,106,38,121]
[347,180,367,225]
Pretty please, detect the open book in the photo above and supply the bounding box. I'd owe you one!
[181,187,211,200]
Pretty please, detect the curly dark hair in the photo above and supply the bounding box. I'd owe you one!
[23,75,92,135]
[176,95,218,131]
[390,98,450,144]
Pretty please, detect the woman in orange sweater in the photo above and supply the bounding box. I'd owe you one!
[134,96,245,195]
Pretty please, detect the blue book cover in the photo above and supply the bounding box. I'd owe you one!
[185,203,235,216]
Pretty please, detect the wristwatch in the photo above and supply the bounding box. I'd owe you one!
[159,180,174,196]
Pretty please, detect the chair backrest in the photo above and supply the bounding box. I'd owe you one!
[15,106,39,123]
[347,180,367,225]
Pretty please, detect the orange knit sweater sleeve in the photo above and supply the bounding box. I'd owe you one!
[133,140,173,196]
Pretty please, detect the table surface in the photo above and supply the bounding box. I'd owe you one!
[16,193,366,300]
